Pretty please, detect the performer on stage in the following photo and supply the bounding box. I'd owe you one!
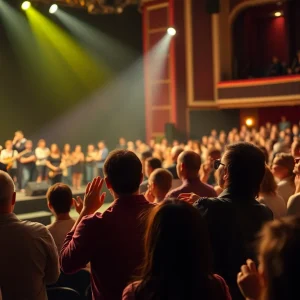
[96,141,109,177]
[46,144,62,185]
[35,139,50,183]
[85,144,97,183]
[72,145,84,190]
[62,144,72,186]
[19,140,36,192]
[0,140,18,182]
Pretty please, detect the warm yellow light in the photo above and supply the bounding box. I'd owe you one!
[21,1,31,10]
[167,27,176,36]
[274,11,282,17]
[245,118,254,127]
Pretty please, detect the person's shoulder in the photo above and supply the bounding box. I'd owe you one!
[18,219,51,238]
[288,193,300,207]
[193,196,221,209]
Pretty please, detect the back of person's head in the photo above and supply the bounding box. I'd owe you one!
[223,142,266,197]
[207,148,221,160]
[141,150,152,162]
[260,166,277,195]
[104,150,142,196]
[145,157,162,178]
[171,146,184,162]
[259,217,300,300]
[272,153,295,180]
[47,183,73,215]
[0,171,15,213]
[291,140,300,158]
[177,151,201,179]
[148,169,173,201]
[137,199,212,299]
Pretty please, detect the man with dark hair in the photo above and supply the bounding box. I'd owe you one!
[140,157,162,193]
[166,151,217,198]
[46,183,75,252]
[167,146,184,179]
[140,150,152,177]
[181,142,273,300]
[60,150,153,300]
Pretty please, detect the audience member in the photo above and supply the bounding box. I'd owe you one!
[291,140,300,158]
[140,157,162,193]
[144,168,173,203]
[258,166,286,218]
[182,143,273,300]
[117,137,127,150]
[200,148,221,186]
[166,146,184,179]
[291,49,300,74]
[287,158,300,216]
[122,199,231,300]
[60,150,153,300]
[238,217,300,300]
[46,183,75,252]
[0,171,59,299]
[267,56,282,77]
[167,151,217,198]
[272,153,295,203]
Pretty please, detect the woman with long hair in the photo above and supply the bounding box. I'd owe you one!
[62,143,72,185]
[122,199,231,300]
[71,145,84,190]
[46,144,62,185]
[238,216,300,300]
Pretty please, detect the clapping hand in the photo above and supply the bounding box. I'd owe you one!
[74,177,106,215]
[237,259,262,300]
[178,193,200,204]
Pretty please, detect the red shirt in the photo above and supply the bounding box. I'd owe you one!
[60,195,153,300]
[167,178,217,199]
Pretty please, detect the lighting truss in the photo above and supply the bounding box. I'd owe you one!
[28,0,142,14]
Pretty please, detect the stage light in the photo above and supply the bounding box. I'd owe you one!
[49,4,58,14]
[167,27,176,36]
[21,1,31,10]
[274,11,282,17]
[245,118,254,127]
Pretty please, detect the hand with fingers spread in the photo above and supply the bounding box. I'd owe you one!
[81,177,106,215]
[178,193,200,205]
[237,259,263,300]
[73,196,84,214]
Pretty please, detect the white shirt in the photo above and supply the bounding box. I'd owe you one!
[35,147,50,166]
[0,149,18,169]
[258,193,287,219]
[47,218,75,252]
[277,177,295,204]
[0,213,59,300]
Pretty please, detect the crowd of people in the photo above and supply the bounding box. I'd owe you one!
[0,116,300,300]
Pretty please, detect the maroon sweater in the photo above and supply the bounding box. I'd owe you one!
[60,195,153,300]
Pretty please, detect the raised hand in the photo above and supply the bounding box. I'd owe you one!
[237,259,262,300]
[73,196,84,214]
[178,193,200,204]
[82,177,106,215]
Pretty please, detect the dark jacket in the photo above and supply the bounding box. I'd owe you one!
[194,189,273,300]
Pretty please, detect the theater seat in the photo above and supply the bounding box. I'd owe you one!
[47,287,80,300]
[57,270,90,298]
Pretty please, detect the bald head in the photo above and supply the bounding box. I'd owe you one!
[0,171,15,212]
[177,151,201,179]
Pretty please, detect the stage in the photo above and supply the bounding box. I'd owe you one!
[15,186,113,226]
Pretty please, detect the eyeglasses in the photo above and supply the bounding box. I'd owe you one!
[295,158,300,164]
[214,159,225,170]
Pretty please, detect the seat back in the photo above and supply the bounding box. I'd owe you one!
[47,287,80,300]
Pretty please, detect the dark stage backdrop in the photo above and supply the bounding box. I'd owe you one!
[189,109,240,139]
[0,3,144,150]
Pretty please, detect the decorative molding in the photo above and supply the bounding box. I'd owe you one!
[229,0,279,25]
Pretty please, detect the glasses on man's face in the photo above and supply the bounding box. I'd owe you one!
[214,159,225,170]
[295,158,300,165]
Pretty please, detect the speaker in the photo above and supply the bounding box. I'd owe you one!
[25,181,50,197]
[206,0,220,14]
[165,123,177,142]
